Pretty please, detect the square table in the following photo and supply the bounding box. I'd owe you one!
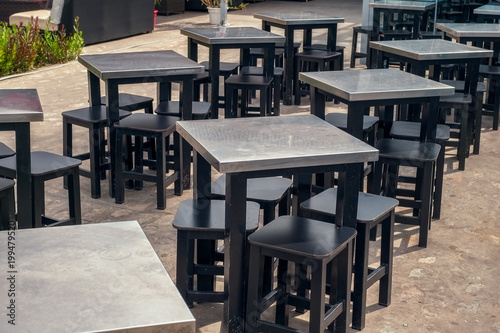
[0,221,195,332]
[369,0,438,39]
[176,114,378,332]
[254,12,345,105]
[0,89,43,229]
[300,68,455,142]
[180,27,285,119]
[474,3,500,22]
[436,22,500,64]
[78,50,205,196]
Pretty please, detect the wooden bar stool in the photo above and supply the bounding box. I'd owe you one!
[62,106,132,198]
[372,139,440,248]
[246,216,356,333]
[0,177,15,231]
[114,113,182,210]
[478,64,500,131]
[240,66,283,116]
[350,26,375,68]
[224,74,273,118]
[0,151,82,228]
[300,188,398,330]
[173,199,260,306]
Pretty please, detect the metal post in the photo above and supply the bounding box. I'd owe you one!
[219,0,229,26]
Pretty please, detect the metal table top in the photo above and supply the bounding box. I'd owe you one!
[369,0,436,11]
[78,50,205,80]
[299,68,455,102]
[474,4,500,16]
[370,39,493,60]
[0,221,195,333]
[253,12,344,25]
[180,27,285,45]
[176,114,379,174]
[0,89,43,123]
[436,23,500,38]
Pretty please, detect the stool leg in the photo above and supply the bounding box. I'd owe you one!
[115,130,125,205]
[493,77,500,131]
[275,259,290,326]
[458,105,468,171]
[90,123,101,198]
[351,30,358,68]
[379,212,394,306]
[432,143,445,220]
[62,119,72,191]
[352,223,370,330]
[309,260,327,333]
[418,162,433,248]
[32,177,44,228]
[331,241,353,332]
[173,132,182,196]
[176,230,191,306]
[134,135,144,190]
[246,244,265,331]
[156,133,167,210]
[67,168,82,225]
[225,84,232,119]
[273,75,281,116]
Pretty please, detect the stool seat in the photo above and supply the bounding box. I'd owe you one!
[325,113,379,131]
[379,29,412,39]
[0,151,81,177]
[63,105,131,124]
[100,93,154,112]
[224,75,274,118]
[390,121,450,142]
[0,177,15,191]
[155,101,211,119]
[440,80,486,94]
[211,174,292,205]
[115,113,178,133]
[239,66,283,76]
[0,143,15,159]
[250,47,285,57]
[377,138,441,162]
[0,177,15,231]
[301,188,398,223]
[225,74,273,86]
[173,199,260,232]
[479,64,500,76]
[295,49,342,62]
[200,61,239,76]
[248,215,356,258]
[439,92,472,105]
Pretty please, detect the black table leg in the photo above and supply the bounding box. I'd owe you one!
[15,123,32,229]
[105,80,120,198]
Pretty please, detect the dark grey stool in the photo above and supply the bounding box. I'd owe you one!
[0,142,15,159]
[303,45,346,70]
[0,177,15,231]
[155,101,211,120]
[62,106,131,198]
[350,26,375,68]
[372,139,440,248]
[224,74,273,118]
[300,188,398,330]
[114,113,181,210]
[0,151,82,228]
[246,216,357,333]
[390,121,450,220]
[100,93,154,114]
[240,66,284,116]
[173,199,260,306]
[478,64,500,131]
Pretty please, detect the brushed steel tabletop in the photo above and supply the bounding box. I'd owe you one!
[180,27,285,45]
[176,114,378,173]
[0,89,43,123]
[436,23,500,37]
[474,4,500,16]
[299,68,455,102]
[254,12,345,25]
[78,50,205,80]
[0,221,195,333]
[370,39,493,60]
[369,0,436,11]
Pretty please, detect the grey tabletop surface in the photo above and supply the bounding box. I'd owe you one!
[78,50,205,80]
[474,4,500,15]
[436,23,500,37]
[299,68,455,102]
[176,114,379,173]
[0,221,195,333]
[370,39,493,60]
[180,27,285,45]
[369,0,436,11]
[253,12,345,25]
[0,89,43,123]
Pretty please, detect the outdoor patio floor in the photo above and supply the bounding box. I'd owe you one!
[0,0,499,332]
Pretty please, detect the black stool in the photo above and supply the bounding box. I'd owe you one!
[372,139,440,248]
[300,188,398,330]
[350,26,375,68]
[246,216,357,332]
[0,151,82,228]
[200,61,239,109]
[478,64,500,131]
[294,50,342,105]
[155,101,211,120]
[390,121,450,220]
[240,66,284,116]
[250,47,285,68]
[0,177,15,231]
[173,199,260,306]
[100,93,154,114]
[325,113,379,146]
[303,45,346,70]
[0,142,15,159]
[114,113,182,210]
[224,74,273,118]
[62,106,132,199]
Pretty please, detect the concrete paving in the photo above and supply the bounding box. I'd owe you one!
[1,0,499,332]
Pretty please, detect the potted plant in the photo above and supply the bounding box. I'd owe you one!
[201,0,221,25]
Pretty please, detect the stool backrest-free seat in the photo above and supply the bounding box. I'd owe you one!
[0,151,82,228]
[0,142,16,159]
[0,177,16,231]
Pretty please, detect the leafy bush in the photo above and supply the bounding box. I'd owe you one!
[0,18,84,77]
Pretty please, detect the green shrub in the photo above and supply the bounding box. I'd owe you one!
[0,18,84,77]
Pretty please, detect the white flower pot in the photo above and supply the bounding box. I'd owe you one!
[208,7,221,25]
